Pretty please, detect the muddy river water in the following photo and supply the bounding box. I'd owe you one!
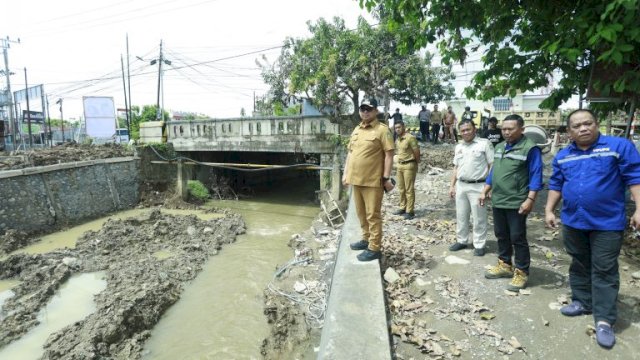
[0,186,317,359]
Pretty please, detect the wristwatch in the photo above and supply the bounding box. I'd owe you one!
[382,177,390,182]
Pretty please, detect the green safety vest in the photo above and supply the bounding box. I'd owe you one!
[491,136,536,209]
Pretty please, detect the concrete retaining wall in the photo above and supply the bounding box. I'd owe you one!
[0,157,139,235]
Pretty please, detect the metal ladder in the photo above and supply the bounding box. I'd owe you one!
[317,190,345,228]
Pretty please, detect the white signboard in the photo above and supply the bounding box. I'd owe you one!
[83,96,116,138]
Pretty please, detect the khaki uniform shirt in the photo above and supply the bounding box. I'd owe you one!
[431,110,443,125]
[395,132,419,163]
[453,136,494,181]
[346,119,395,187]
[444,111,456,125]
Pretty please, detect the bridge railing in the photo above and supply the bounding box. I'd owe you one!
[166,115,339,140]
[166,115,341,153]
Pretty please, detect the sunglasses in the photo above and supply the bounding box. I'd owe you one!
[359,107,374,112]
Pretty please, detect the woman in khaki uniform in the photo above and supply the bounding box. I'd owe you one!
[342,98,395,262]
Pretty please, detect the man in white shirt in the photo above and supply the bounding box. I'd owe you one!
[448,119,494,256]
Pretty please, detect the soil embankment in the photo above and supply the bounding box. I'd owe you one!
[0,143,134,171]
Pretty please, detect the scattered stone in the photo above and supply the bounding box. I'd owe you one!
[519,289,532,295]
[293,281,307,293]
[444,255,470,265]
[384,267,401,284]
[632,271,640,280]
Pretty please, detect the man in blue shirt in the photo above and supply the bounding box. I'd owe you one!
[545,109,640,349]
[479,114,543,291]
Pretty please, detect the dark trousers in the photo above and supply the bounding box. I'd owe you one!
[431,123,440,144]
[492,207,530,273]
[562,225,623,325]
[419,121,430,141]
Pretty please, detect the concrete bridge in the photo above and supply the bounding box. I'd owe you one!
[148,116,346,202]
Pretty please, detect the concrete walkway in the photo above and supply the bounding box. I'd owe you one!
[318,195,391,360]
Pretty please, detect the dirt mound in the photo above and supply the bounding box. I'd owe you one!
[0,209,245,359]
[418,144,455,172]
[0,143,134,170]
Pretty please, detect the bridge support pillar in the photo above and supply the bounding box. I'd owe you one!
[176,159,191,201]
[319,153,342,203]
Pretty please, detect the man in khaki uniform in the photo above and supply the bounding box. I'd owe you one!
[431,105,444,142]
[392,121,420,220]
[448,119,494,256]
[342,98,395,261]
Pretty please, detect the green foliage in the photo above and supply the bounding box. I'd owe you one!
[329,134,350,149]
[187,180,210,201]
[143,142,176,159]
[258,16,454,122]
[360,0,640,110]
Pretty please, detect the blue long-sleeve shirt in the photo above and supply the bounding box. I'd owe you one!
[486,140,543,191]
[548,134,640,230]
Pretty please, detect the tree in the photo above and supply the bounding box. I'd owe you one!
[360,0,640,114]
[258,16,454,121]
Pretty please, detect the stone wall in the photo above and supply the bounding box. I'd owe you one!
[0,157,139,235]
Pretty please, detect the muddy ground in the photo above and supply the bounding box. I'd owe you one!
[380,143,640,359]
[0,143,134,171]
[0,208,245,359]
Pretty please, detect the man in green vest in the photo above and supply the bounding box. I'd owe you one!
[479,114,543,291]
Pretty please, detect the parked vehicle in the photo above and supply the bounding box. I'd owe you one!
[115,128,129,144]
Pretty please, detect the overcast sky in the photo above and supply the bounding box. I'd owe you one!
[1,0,374,120]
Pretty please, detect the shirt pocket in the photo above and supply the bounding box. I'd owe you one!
[593,154,616,175]
[559,160,579,181]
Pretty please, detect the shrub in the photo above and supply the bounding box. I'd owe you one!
[187,180,209,201]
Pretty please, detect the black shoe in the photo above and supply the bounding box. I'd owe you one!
[403,212,415,220]
[350,240,369,251]
[392,209,406,215]
[357,249,381,262]
[448,243,468,251]
[473,248,485,256]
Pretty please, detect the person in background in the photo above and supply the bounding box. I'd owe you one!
[449,119,493,256]
[390,108,403,141]
[431,105,444,143]
[481,117,504,147]
[343,98,395,262]
[545,109,640,349]
[418,105,431,142]
[479,114,543,292]
[392,120,420,220]
[439,106,456,145]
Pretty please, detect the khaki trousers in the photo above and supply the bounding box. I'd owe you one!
[352,185,384,251]
[396,162,417,213]
[455,181,488,248]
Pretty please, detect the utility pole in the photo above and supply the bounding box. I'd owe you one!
[46,95,53,146]
[120,54,130,131]
[126,34,132,136]
[152,40,171,120]
[155,40,163,120]
[24,67,33,147]
[56,98,64,142]
[1,37,19,147]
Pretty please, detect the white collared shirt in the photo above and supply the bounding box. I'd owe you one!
[453,137,494,181]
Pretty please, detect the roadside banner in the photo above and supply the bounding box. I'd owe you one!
[83,96,116,138]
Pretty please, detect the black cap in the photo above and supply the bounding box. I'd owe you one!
[360,98,378,109]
